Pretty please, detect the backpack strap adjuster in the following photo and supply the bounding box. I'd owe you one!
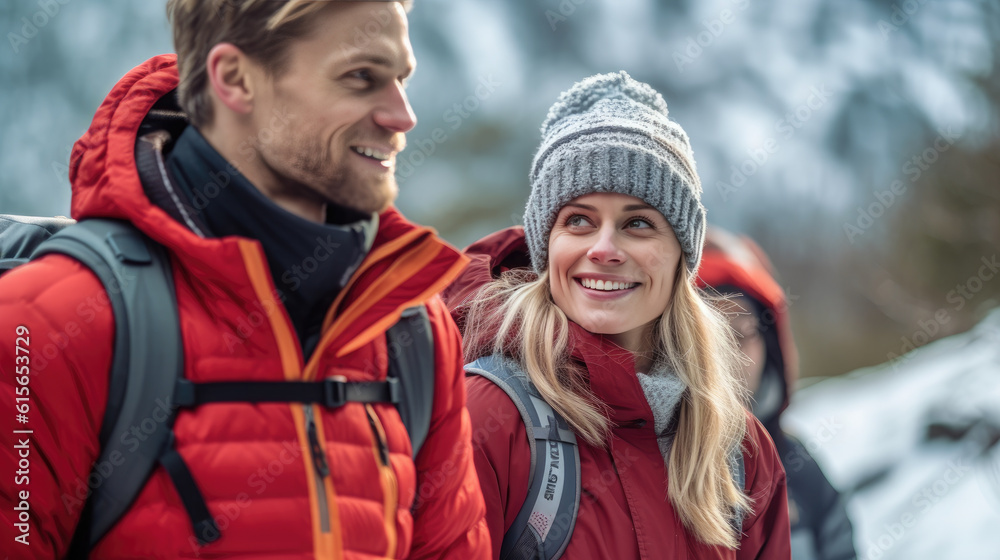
[106,232,153,264]
[323,377,349,408]
[322,377,401,407]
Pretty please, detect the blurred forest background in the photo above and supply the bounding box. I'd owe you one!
[1,0,998,384]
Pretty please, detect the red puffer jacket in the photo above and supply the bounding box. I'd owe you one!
[0,55,489,559]
[444,227,791,560]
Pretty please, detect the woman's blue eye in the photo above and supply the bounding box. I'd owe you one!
[627,218,653,229]
[566,215,588,227]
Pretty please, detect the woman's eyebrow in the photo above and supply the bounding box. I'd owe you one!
[563,202,596,211]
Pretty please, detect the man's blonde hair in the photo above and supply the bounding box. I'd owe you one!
[166,1,411,127]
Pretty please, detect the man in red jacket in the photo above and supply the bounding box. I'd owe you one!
[0,1,488,558]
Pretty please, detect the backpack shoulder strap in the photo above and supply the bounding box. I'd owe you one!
[466,354,580,560]
[33,219,183,552]
[0,214,76,272]
[386,304,435,458]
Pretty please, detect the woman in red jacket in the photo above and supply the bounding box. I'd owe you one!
[446,72,791,559]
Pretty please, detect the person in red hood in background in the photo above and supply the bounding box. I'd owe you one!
[698,227,857,560]
[444,72,790,559]
[0,1,488,558]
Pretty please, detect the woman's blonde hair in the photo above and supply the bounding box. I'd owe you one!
[463,263,751,548]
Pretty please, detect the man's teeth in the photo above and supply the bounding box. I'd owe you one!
[353,146,390,161]
[580,278,638,291]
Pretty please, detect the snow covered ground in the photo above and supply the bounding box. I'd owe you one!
[783,308,1000,560]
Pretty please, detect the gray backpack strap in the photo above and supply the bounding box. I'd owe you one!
[0,214,76,272]
[33,219,184,551]
[466,354,580,560]
[386,304,434,458]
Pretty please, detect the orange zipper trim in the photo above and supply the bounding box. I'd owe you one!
[291,405,328,559]
[304,230,432,380]
[366,405,399,558]
[335,243,468,359]
[327,237,442,355]
[238,241,340,560]
[321,228,427,334]
[310,404,344,559]
[237,240,301,380]
[301,229,427,382]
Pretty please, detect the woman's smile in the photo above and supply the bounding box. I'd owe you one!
[574,276,641,299]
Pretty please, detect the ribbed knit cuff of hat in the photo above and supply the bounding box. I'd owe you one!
[523,71,706,274]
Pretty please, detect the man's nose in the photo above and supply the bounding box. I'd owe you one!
[373,81,417,133]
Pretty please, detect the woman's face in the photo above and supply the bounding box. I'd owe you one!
[548,192,683,352]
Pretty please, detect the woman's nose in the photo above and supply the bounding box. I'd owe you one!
[587,228,626,265]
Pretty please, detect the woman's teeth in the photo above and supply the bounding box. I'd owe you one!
[580,278,638,291]
[353,146,390,161]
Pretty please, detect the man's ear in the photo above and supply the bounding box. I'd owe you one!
[205,43,256,115]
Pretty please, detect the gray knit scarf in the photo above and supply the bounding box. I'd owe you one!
[636,361,688,466]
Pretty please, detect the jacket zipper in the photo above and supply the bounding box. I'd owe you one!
[366,405,399,557]
[304,405,331,534]
[237,241,339,557]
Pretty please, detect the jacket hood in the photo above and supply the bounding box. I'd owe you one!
[696,227,798,419]
[441,225,530,327]
[69,54,468,358]
[70,55,183,228]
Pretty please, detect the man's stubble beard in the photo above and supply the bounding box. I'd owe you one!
[307,162,398,215]
[261,135,398,216]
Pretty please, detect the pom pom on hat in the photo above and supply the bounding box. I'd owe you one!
[540,71,669,137]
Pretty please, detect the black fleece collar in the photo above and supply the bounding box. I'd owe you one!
[161,126,377,359]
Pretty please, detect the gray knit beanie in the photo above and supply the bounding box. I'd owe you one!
[524,71,706,273]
